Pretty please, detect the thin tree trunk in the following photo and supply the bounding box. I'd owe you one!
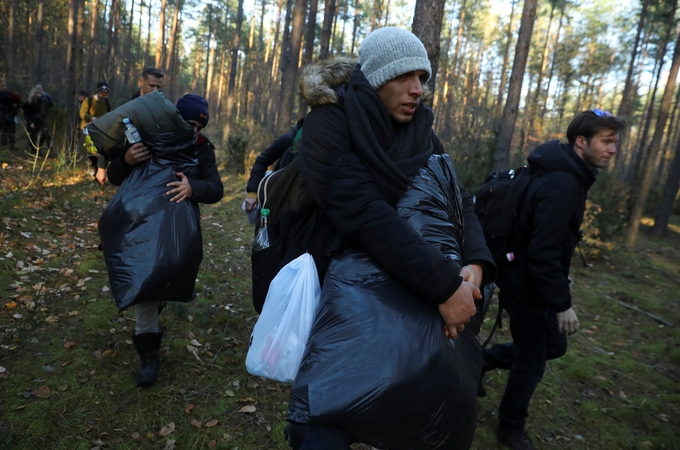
[495,0,517,120]
[6,2,15,76]
[224,0,245,138]
[66,0,79,121]
[493,0,538,170]
[165,0,182,101]
[145,1,152,67]
[123,0,135,90]
[278,0,307,130]
[525,0,555,151]
[351,0,361,54]
[319,0,336,59]
[412,0,446,93]
[626,23,680,246]
[155,0,167,68]
[614,0,651,177]
[34,0,45,83]
[206,4,216,102]
[540,0,566,122]
[298,0,318,116]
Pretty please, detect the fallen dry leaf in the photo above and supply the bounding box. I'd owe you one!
[34,385,52,398]
[164,439,176,450]
[64,342,76,349]
[45,316,58,323]
[209,440,217,448]
[61,360,74,367]
[159,422,175,437]
[224,390,235,397]
[4,301,17,309]
[238,405,256,413]
[184,404,194,414]
[190,419,202,428]
[205,419,218,428]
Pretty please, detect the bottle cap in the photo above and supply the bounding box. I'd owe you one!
[123,118,130,124]
[261,208,270,216]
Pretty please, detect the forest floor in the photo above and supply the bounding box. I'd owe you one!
[0,147,678,450]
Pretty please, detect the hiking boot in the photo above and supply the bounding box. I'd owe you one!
[496,429,537,450]
[133,331,162,386]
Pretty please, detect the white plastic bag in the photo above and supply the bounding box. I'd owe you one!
[246,252,320,384]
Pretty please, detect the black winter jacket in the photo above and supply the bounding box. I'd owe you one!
[497,140,596,312]
[296,59,495,305]
[107,134,224,204]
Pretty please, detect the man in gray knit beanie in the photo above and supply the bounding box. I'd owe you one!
[284,26,495,450]
[358,26,432,90]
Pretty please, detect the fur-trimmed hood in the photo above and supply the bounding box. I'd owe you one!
[298,57,434,108]
[298,57,356,107]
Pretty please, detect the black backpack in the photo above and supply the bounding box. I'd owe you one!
[474,165,533,268]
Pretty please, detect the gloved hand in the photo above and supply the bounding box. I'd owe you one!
[557,307,579,335]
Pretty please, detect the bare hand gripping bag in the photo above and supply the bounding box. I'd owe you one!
[287,155,483,450]
[95,92,202,312]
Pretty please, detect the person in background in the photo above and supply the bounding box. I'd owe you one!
[81,82,113,186]
[243,118,303,218]
[106,93,223,386]
[22,84,54,151]
[115,66,164,108]
[76,89,89,122]
[0,79,22,151]
[481,110,626,450]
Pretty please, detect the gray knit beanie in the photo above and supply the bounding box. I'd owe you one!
[358,27,432,90]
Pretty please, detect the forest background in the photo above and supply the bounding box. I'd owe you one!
[2,0,680,246]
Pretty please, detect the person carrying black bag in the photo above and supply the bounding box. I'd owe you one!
[105,94,223,386]
[284,27,496,450]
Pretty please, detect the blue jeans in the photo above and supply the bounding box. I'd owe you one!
[484,293,567,434]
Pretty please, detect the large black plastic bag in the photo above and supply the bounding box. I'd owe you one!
[288,154,482,450]
[98,129,202,312]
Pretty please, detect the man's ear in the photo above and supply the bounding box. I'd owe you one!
[574,135,587,151]
[138,77,144,87]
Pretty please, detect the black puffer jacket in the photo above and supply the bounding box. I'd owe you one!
[107,134,223,204]
[296,58,495,305]
[497,140,596,312]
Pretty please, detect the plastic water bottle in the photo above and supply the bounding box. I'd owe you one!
[122,117,142,144]
[252,208,271,253]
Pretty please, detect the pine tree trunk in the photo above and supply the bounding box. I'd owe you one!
[298,0,318,116]
[493,0,537,170]
[524,0,555,151]
[614,0,650,178]
[6,2,15,75]
[626,23,680,246]
[85,0,99,90]
[494,0,517,120]
[539,0,566,122]
[66,0,79,121]
[155,0,167,68]
[319,0,336,59]
[224,0,245,138]
[412,0,446,93]
[278,0,307,131]
[33,1,45,83]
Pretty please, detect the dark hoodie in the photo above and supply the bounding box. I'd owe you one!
[497,140,597,312]
[295,58,495,305]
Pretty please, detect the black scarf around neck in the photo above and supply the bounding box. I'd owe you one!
[344,65,434,204]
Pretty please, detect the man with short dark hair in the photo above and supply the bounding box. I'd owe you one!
[482,109,626,450]
[115,67,164,108]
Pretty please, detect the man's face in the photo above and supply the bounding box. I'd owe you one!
[575,130,619,169]
[139,75,163,95]
[186,119,204,136]
[77,94,86,102]
[0,83,6,91]
[376,70,427,123]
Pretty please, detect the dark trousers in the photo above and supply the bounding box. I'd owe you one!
[0,122,16,148]
[286,424,353,450]
[484,293,567,434]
